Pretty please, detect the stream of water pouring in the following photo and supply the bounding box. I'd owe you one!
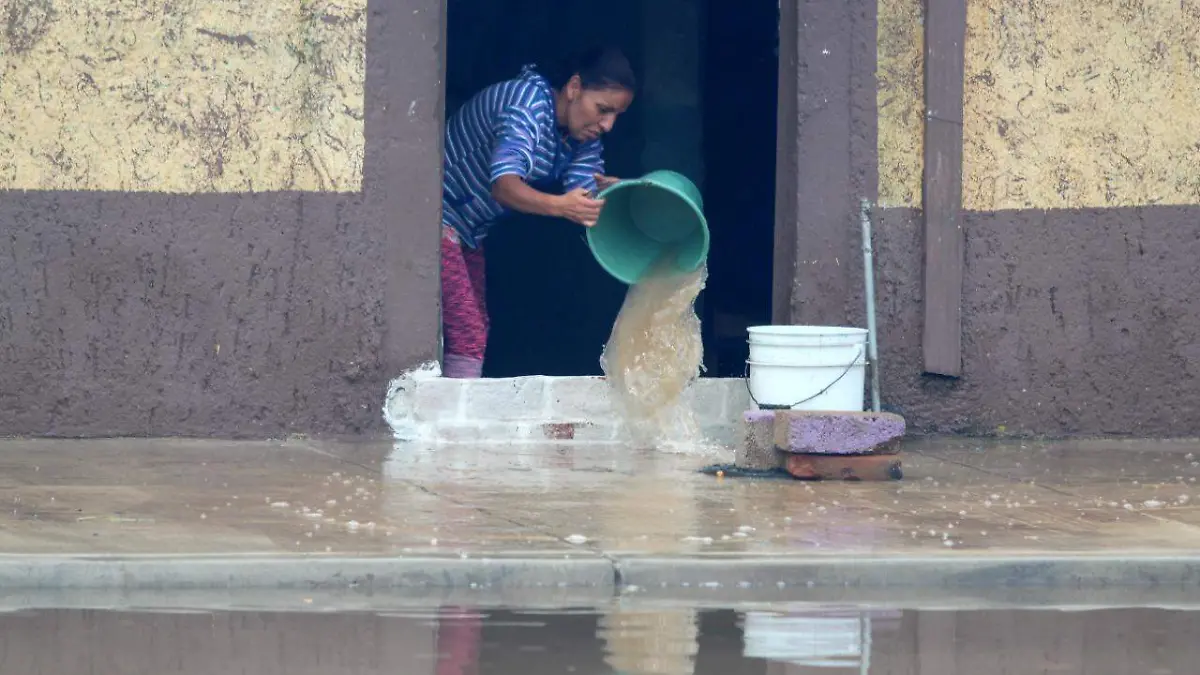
[599,256,710,451]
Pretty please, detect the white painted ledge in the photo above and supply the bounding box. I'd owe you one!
[383,363,751,446]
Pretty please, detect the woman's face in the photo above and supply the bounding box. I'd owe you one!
[561,76,634,142]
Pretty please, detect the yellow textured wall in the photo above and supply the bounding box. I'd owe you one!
[0,0,366,193]
[876,0,924,208]
[963,0,1200,210]
[877,0,1200,211]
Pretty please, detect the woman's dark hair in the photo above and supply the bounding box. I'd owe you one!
[545,46,636,92]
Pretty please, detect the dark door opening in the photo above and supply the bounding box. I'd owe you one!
[699,0,779,377]
[444,0,777,378]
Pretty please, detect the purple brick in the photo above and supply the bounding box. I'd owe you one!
[773,411,906,455]
[737,410,784,470]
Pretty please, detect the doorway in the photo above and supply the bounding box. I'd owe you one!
[443,0,778,378]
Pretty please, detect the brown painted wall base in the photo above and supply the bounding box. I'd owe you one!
[868,206,1200,436]
[1,193,385,437]
[0,0,444,438]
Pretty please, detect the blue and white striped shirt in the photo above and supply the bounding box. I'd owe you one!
[442,65,605,248]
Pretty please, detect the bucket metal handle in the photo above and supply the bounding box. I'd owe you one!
[744,347,865,411]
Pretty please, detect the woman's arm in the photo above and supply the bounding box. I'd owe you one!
[488,106,604,226]
[493,176,604,226]
[563,140,605,195]
[491,175,565,217]
[487,105,567,217]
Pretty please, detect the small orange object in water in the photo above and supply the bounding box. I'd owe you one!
[716,470,725,478]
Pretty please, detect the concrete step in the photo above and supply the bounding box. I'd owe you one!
[384,364,751,445]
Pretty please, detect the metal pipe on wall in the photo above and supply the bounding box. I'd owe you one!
[860,198,882,413]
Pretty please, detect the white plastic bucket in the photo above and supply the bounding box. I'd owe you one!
[746,325,868,411]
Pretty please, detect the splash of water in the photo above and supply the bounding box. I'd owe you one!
[600,258,709,451]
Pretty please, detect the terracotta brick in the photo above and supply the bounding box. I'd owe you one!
[785,453,903,481]
[774,411,905,455]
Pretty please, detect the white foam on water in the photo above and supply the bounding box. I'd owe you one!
[382,360,441,440]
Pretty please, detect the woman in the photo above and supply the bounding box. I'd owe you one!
[440,46,636,378]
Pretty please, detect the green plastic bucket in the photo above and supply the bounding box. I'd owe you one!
[586,169,710,285]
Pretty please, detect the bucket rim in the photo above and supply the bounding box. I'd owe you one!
[586,172,710,285]
[746,359,868,367]
[747,325,867,336]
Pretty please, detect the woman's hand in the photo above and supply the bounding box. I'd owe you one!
[556,188,605,227]
[594,174,621,191]
[491,175,605,226]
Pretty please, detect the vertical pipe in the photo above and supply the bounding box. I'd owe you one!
[860,199,882,413]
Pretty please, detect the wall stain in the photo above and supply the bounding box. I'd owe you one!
[0,0,366,193]
[3,0,56,54]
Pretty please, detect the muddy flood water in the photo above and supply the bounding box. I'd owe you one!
[601,261,708,449]
[1,604,1195,673]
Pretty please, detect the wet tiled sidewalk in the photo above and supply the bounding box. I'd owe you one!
[2,436,1200,593]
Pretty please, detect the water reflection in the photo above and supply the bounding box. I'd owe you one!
[437,606,483,675]
[742,610,896,670]
[0,604,1190,673]
[597,471,701,675]
[599,610,700,675]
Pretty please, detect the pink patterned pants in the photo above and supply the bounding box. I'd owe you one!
[441,227,488,378]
